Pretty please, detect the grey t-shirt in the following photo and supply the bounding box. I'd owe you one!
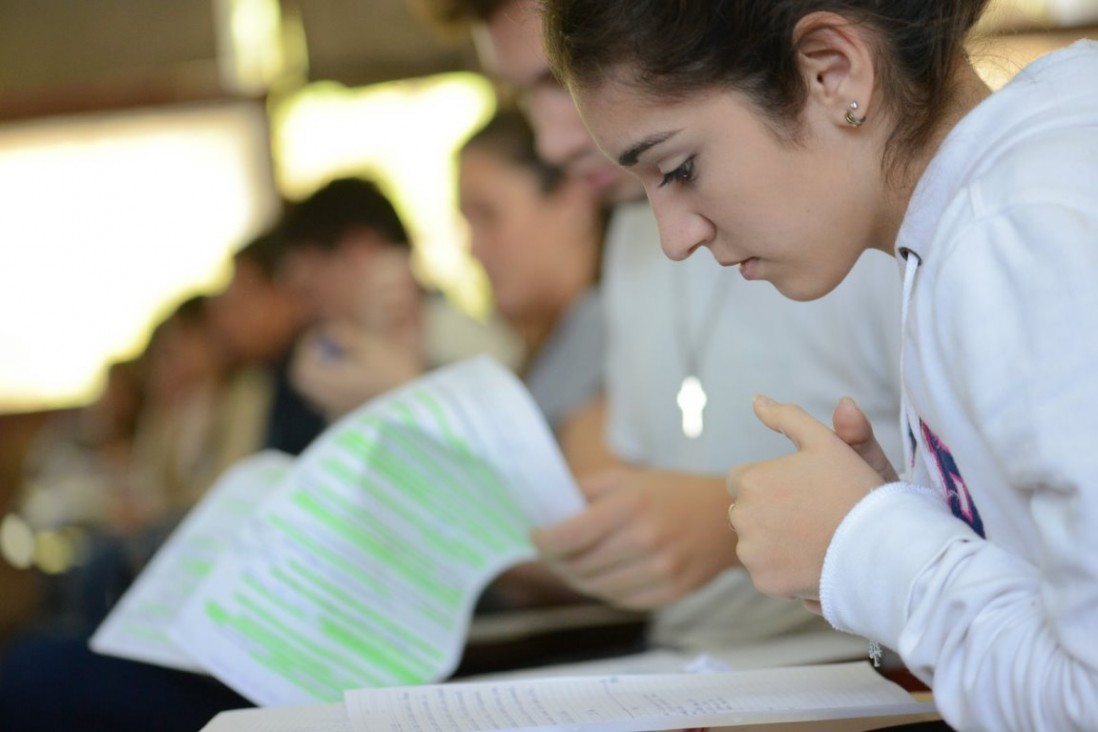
[524,288,604,432]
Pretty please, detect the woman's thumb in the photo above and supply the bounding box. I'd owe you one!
[832,397,899,483]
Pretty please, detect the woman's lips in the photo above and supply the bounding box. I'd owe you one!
[737,257,759,279]
[718,255,758,278]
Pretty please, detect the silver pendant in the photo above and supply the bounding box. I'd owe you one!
[676,375,707,439]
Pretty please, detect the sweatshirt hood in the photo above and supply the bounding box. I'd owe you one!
[895,39,1098,262]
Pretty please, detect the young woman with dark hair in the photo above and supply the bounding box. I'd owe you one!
[544,1,1098,729]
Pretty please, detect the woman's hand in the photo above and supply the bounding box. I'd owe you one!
[727,396,889,609]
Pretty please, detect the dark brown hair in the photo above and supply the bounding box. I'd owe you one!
[544,0,990,168]
[279,177,410,252]
[234,229,288,280]
[461,108,563,193]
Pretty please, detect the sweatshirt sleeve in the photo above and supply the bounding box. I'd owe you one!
[821,192,1098,731]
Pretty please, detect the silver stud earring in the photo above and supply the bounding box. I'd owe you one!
[844,100,866,127]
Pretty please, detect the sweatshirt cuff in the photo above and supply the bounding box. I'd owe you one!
[820,481,978,647]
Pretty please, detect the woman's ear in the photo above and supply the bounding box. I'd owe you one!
[792,12,877,129]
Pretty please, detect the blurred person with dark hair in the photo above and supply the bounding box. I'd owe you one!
[207,231,327,458]
[82,234,329,626]
[445,108,614,615]
[123,295,234,528]
[284,175,521,422]
[459,109,605,446]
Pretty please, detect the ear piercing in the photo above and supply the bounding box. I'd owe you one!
[845,101,866,127]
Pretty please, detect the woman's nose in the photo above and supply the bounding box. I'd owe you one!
[651,199,714,262]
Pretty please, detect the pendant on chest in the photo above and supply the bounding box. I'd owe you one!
[677,375,707,439]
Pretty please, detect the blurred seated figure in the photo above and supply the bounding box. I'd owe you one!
[8,356,148,634]
[17,356,146,540]
[0,231,327,732]
[451,109,621,616]
[286,125,606,437]
[206,230,328,458]
[458,109,605,434]
[284,175,522,422]
[122,295,236,530]
[74,233,330,629]
[10,296,235,633]
[118,230,329,535]
[285,122,611,622]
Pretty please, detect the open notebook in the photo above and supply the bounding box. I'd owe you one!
[91,356,585,706]
[200,661,937,731]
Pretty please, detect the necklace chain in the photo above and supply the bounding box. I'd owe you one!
[672,266,730,439]
[673,265,730,378]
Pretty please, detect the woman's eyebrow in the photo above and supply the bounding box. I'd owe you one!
[618,130,679,167]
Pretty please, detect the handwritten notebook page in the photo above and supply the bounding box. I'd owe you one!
[90,451,293,671]
[169,357,584,707]
[344,661,934,732]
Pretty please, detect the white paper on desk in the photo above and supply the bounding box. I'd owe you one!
[90,451,293,671]
[170,356,584,707]
[201,702,352,732]
[344,661,935,732]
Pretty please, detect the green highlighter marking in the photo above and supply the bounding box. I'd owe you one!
[331,428,497,542]
[233,590,385,688]
[367,430,526,546]
[277,561,446,662]
[410,389,473,456]
[290,489,462,609]
[251,570,430,684]
[268,515,391,599]
[204,600,342,701]
[313,465,486,570]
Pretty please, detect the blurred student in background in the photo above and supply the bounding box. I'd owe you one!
[17,357,146,543]
[124,295,239,528]
[457,108,613,613]
[14,296,235,632]
[78,234,329,630]
[459,108,605,438]
[289,117,607,449]
[17,229,327,596]
[0,231,326,732]
[284,175,522,421]
[207,230,327,458]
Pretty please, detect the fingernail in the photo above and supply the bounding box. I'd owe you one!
[754,394,775,407]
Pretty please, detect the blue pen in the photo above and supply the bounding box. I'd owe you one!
[316,334,344,360]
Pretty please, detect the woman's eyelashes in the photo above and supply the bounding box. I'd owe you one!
[658,156,696,188]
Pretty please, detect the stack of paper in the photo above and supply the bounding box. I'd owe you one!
[91,356,585,706]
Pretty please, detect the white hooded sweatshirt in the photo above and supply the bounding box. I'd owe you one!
[819,41,1098,731]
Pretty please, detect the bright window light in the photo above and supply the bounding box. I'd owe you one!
[972,22,1095,89]
[0,102,278,412]
[216,0,296,95]
[270,72,497,317]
